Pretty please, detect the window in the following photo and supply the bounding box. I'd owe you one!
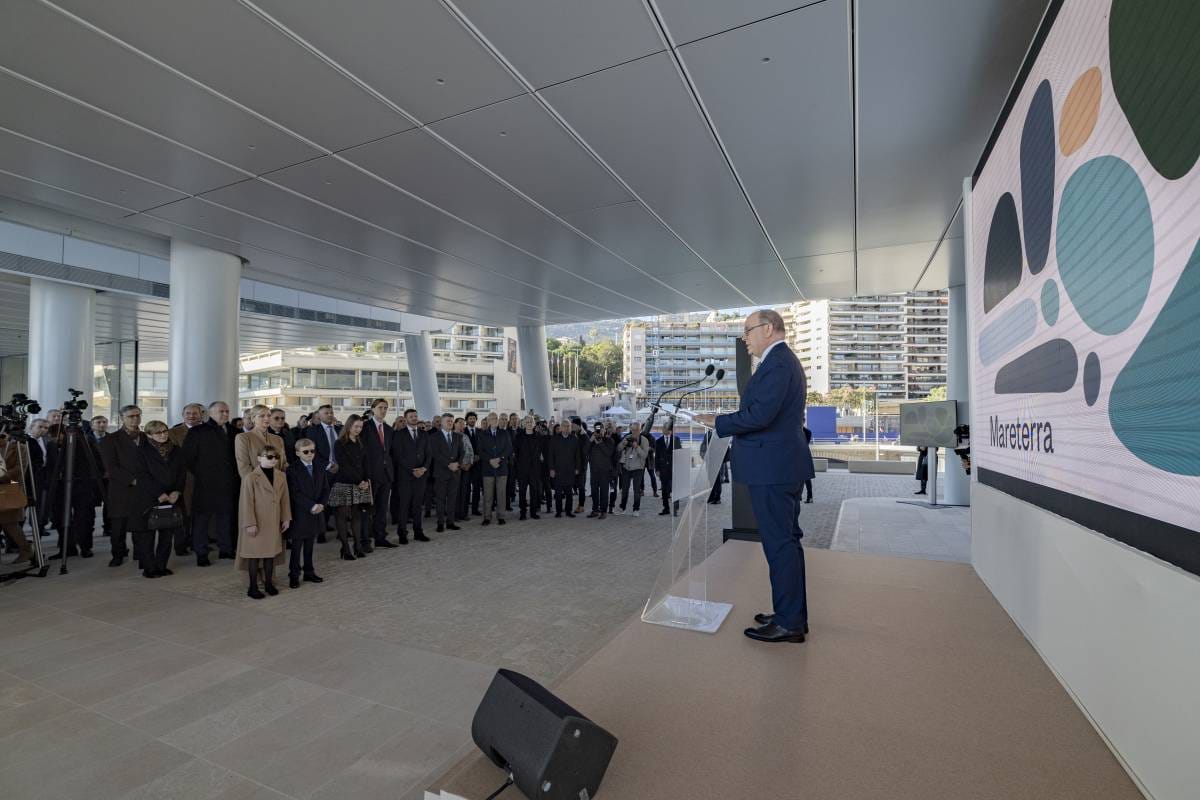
[136,370,168,392]
[437,372,474,392]
[475,374,494,392]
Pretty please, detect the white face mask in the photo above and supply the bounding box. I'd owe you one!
[258,456,277,468]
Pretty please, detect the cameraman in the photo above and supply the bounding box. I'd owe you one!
[586,423,617,519]
[616,421,650,516]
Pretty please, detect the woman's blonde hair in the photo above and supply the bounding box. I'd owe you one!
[144,420,169,435]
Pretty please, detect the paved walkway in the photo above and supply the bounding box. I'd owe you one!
[832,496,971,563]
[0,472,928,800]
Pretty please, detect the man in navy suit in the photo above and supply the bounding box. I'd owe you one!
[362,399,398,549]
[715,309,815,643]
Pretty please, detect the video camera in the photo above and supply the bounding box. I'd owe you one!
[60,388,89,426]
[953,424,971,475]
[0,393,41,433]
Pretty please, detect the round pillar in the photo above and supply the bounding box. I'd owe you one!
[517,324,552,418]
[28,279,95,414]
[168,241,241,424]
[403,331,441,419]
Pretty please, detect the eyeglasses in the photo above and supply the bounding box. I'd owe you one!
[261,457,277,462]
[298,449,314,455]
[742,321,769,338]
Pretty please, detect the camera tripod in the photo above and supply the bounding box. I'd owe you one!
[0,432,50,584]
[48,414,104,576]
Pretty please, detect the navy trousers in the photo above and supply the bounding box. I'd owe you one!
[747,482,808,630]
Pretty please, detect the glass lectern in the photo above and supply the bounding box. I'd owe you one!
[641,418,733,634]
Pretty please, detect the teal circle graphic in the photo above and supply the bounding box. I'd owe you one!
[1056,156,1155,335]
[1041,279,1060,325]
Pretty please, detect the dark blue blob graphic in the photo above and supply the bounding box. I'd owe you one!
[1021,80,1056,274]
[1083,352,1101,406]
[995,339,1079,394]
[1109,237,1200,475]
[984,193,1023,313]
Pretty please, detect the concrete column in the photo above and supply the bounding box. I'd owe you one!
[28,279,95,414]
[945,280,970,506]
[168,241,241,424]
[517,324,552,418]
[403,331,440,419]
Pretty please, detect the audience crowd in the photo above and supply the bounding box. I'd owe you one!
[1,400,721,598]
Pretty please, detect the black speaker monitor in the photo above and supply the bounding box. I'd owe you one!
[471,669,618,799]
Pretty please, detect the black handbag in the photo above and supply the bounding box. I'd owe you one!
[145,504,183,530]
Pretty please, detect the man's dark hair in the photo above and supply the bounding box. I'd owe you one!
[317,404,333,413]
[371,398,388,409]
[466,411,478,421]
[404,408,418,416]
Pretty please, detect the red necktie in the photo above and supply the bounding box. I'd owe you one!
[377,422,384,446]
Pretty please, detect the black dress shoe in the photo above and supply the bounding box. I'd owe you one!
[197,557,212,567]
[289,576,300,589]
[658,509,671,515]
[108,556,124,567]
[142,569,159,579]
[264,584,279,597]
[587,512,598,518]
[219,552,235,560]
[482,518,491,526]
[447,523,460,531]
[805,498,814,503]
[565,513,575,518]
[554,512,562,518]
[397,535,409,545]
[496,518,506,526]
[304,573,324,583]
[340,550,356,561]
[353,547,366,558]
[530,513,540,520]
[753,613,809,634]
[80,549,94,558]
[436,523,445,533]
[375,540,398,549]
[744,622,806,643]
[247,587,265,600]
[317,534,328,543]
[519,513,527,520]
[157,567,174,576]
[415,533,432,541]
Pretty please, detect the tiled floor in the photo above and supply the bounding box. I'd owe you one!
[831,496,971,562]
[0,472,920,799]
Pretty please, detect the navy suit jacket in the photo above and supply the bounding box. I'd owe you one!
[714,342,815,486]
[361,417,394,485]
[286,461,330,540]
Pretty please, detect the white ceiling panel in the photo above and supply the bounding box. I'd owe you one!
[0,0,321,174]
[653,0,817,45]
[429,94,633,216]
[453,0,664,89]
[680,1,854,259]
[339,130,654,290]
[856,0,1046,250]
[253,156,657,314]
[0,71,246,195]
[0,128,185,211]
[558,201,709,278]
[0,170,135,220]
[251,0,525,124]
[785,251,856,299]
[540,52,774,271]
[855,240,945,295]
[51,0,414,153]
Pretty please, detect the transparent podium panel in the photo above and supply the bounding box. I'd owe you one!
[641,418,733,634]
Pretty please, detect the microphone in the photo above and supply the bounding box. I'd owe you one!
[674,369,724,414]
[646,364,714,429]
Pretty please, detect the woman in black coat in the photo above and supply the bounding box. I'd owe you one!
[329,415,372,560]
[132,420,186,579]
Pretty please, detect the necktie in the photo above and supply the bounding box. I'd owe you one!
[306,463,313,478]
[445,431,451,446]
[377,422,385,445]
[410,428,416,441]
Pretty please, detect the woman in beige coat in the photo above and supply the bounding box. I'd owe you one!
[235,406,287,479]
[237,444,291,599]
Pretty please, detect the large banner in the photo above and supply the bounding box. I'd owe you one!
[969,0,1200,574]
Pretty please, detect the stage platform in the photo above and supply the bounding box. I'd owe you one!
[430,541,1140,800]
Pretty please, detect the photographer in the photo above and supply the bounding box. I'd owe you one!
[616,421,650,516]
[586,423,617,519]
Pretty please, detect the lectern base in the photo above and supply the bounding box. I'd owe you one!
[642,595,733,634]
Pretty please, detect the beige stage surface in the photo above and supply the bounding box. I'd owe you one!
[431,541,1141,800]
